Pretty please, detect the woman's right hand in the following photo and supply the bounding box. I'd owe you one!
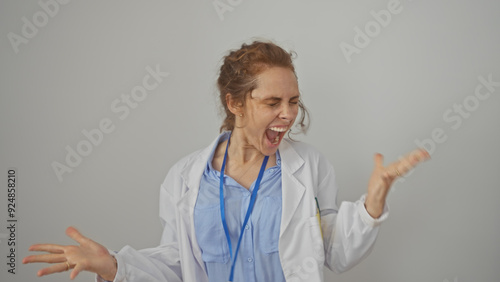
[23,226,117,281]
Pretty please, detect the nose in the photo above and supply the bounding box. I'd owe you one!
[279,104,295,123]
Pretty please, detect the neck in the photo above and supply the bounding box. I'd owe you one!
[227,130,264,165]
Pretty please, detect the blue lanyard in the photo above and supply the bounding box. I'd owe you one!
[219,135,269,282]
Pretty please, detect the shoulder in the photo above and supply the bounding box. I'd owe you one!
[282,139,329,164]
[283,139,320,153]
[167,147,207,175]
[159,145,209,198]
[164,132,228,177]
[280,138,335,180]
[280,139,337,195]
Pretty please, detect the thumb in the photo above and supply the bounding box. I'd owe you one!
[66,226,88,245]
[374,153,384,168]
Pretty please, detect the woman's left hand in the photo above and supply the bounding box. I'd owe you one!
[365,148,430,218]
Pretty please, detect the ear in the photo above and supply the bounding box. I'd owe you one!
[226,93,243,116]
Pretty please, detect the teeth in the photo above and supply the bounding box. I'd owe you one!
[272,136,280,144]
[269,127,287,132]
[269,127,286,145]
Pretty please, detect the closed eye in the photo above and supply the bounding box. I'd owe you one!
[263,95,300,107]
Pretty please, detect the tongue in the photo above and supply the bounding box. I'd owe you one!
[266,129,280,142]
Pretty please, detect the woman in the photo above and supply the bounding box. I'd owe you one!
[23,41,429,282]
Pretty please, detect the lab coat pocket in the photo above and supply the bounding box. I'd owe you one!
[258,196,282,254]
[282,216,325,281]
[307,215,323,242]
[194,205,230,263]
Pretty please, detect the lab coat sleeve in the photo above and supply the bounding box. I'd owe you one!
[318,159,389,274]
[96,164,184,282]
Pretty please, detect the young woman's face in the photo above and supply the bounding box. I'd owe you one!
[237,67,300,156]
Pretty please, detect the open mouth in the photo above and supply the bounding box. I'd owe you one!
[265,126,288,145]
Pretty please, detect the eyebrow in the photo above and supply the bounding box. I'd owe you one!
[261,95,300,102]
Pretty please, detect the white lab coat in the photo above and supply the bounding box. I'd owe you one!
[101,134,388,282]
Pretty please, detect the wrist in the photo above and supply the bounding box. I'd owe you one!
[100,255,117,281]
[364,196,385,219]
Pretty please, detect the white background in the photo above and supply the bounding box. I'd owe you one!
[1,0,499,281]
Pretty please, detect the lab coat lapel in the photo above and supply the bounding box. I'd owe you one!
[176,136,221,276]
[177,153,205,211]
[177,133,223,210]
[279,139,306,237]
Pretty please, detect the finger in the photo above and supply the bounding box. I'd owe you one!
[66,226,89,245]
[373,153,384,169]
[403,148,429,166]
[391,166,404,178]
[412,148,431,164]
[28,244,65,254]
[373,153,398,180]
[394,157,414,176]
[396,149,430,174]
[23,253,67,264]
[382,168,395,180]
[70,263,85,280]
[37,262,71,277]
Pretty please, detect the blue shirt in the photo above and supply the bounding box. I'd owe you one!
[194,132,286,282]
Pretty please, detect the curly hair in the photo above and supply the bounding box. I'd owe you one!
[217,40,309,134]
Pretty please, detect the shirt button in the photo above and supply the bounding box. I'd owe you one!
[247,257,253,263]
[245,224,250,230]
